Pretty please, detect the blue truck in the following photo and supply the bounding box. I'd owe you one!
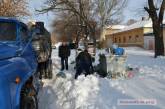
[0,17,52,109]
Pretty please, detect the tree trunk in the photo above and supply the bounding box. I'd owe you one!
[91,29,96,55]
[144,0,165,57]
[100,26,106,41]
[153,21,164,57]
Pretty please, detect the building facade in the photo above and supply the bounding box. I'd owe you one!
[105,19,157,50]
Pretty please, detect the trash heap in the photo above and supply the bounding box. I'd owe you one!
[107,46,139,79]
[107,55,128,79]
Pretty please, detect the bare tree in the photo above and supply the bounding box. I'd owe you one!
[144,0,165,57]
[95,0,127,41]
[38,0,127,51]
[0,0,29,18]
[38,0,97,50]
[52,13,80,42]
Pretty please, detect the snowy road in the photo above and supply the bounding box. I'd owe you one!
[38,47,165,109]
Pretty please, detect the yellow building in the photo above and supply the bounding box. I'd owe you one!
[105,19,156,50]
[105,25,125,48]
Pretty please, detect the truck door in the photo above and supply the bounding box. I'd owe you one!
[20,25,37,69]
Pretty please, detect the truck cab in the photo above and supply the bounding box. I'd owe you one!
[0,17,43,109]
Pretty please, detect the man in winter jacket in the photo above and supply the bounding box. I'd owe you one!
[75,49,93,79]
[58,42,70,70]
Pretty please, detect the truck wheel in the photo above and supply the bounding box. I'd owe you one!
[40,62,48,79]
[38,62,46,79]
[46,59,53,79]
[43,62,48,79]
[21,95,38,109]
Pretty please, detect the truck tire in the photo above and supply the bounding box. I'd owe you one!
[46,59,53,79]
[42,62,48,79]
[21,96,38,109]
[20,82,38,109]
[38,62,46,79]
[38,59,52,79]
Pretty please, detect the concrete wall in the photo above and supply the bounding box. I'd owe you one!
[144,36,155,50]
[143,27,153,34]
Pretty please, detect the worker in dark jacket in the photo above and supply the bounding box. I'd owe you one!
[58,42,70,70]
[75,49,93,79]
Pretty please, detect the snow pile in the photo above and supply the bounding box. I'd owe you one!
[39,73,127,109]
[54,42,62,48]
[39,47,165,109]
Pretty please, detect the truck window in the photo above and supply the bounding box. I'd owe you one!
[31,26,43,36]
[0,22,16,41]
[20,26,29,42]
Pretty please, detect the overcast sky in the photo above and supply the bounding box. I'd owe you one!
[28,0,54,31]
[28,0,147,31]
[124,0,147,20]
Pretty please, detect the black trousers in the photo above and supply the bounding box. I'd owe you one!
[61,58,68,70]
[75,65,91,79]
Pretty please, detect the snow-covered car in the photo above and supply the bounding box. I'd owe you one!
[52,45,56,49]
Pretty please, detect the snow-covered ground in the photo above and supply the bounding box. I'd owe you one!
[38,47,165,109]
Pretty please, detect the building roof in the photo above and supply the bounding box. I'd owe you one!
[106,25,126,30]
[108,19,165,35]
[144,32,154,36]
[112,19,152,34]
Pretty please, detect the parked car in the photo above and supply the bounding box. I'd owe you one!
[52,45,56,49]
